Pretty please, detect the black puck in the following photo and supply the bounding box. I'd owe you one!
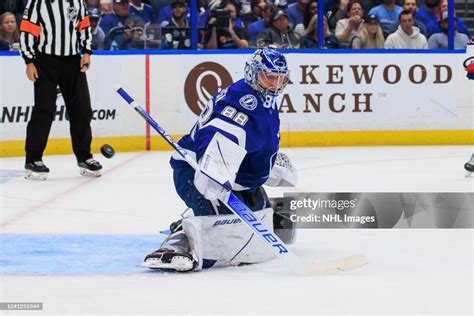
[100,144,115,158]
[465,162,474,172]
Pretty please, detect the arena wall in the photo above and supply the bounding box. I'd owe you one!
[1,51,472,157]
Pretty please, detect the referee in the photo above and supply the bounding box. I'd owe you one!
[19,0,102,180]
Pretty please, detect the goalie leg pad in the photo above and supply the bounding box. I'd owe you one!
[182,207,275,270]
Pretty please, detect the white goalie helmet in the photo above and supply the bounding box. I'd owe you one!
[244,46,290,98]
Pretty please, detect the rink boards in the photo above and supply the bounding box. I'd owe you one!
[0,52,472,157]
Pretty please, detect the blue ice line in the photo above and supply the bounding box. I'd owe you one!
[0,235,164,276]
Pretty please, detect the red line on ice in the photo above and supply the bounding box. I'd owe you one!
[145,55,151,151]
[0,153,147,228]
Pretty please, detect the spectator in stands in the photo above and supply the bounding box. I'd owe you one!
[198,0,211,27]
[335,0,364,46]
[304,0,317,27]
[130,0,155,24]
[161,0,189,27]
[0,0,24,26]
[248,3,277,45]
[100,0,137,35]
[300,14,340,48]
[268,0,292,10]
[89,7,105,50]
[415,0,438,29]
[150,0,172,23]
[287,0,309,28]
[256,8,300,48]
[428,11,469,49]
[204,0,249,49]
[368,0,402,37]
[86,0,100,8]
[104,15,145,50]
[402,0,428,38]
[0,12,19,51]
[157,0,190,25]
[241,0,267,28]
[294,0,316,36]
[326,0,349,32]
[160,0,191,49]
[351,14,385,48]
[358,0,376,14]
[101,0,113,16]
[385,10,427,48]
[426,0,470,38]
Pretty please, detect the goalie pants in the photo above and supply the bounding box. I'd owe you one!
[173,165,271,216]
[25,53,93,163]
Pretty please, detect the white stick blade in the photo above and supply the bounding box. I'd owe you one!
[304,254,368,276]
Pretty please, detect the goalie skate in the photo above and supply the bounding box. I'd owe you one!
[140,248,197,272]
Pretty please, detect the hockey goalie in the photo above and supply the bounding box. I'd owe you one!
[143,47,297,272]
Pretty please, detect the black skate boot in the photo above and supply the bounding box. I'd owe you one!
[78,158,102,177]
[24,161,50,180]
[143,247,197,272]
[142,216,196,271]
[464,154,474,177]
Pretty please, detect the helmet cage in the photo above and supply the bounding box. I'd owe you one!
[245,47,289,96]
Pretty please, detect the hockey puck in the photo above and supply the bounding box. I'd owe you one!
[100,144,115,158]
[465,162,474,172]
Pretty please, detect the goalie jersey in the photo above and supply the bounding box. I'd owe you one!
[170,79,280,191]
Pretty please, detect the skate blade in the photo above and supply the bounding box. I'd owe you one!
[79,168,101,177]
[139,257,194,272]
[24,170,48,181]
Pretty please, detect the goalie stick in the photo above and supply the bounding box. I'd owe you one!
[115,86,368,276]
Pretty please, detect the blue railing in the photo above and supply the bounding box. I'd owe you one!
[0,0,466,55]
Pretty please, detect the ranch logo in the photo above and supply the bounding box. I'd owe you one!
[184,62,233,116]
[239,94,257,111]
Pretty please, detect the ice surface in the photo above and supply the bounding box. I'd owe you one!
[0,146,473,315]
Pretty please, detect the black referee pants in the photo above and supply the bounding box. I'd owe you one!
[25,53,93,163]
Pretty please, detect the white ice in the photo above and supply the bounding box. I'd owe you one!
[1,146,473,315]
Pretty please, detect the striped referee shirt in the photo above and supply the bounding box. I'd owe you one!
[19,0,92,64]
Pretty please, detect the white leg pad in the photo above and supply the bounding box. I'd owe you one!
[182,207,275,270]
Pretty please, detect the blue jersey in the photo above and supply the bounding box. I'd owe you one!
[171,79,280,191]
[416,6,436,30]
[99,14,128,34]
[129,3,154,24]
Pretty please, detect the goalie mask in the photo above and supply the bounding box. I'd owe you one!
[244,47,290,109]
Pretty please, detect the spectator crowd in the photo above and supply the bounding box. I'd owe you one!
[0,0,471,51]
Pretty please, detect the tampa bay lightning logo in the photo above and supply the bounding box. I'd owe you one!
[239,94,257,111]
